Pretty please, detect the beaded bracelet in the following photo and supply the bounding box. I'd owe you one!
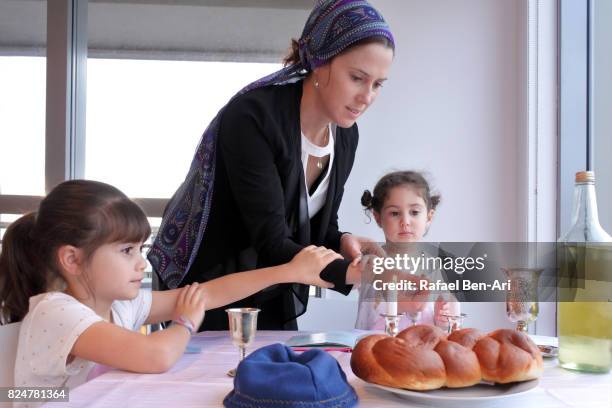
[172,315,195,335]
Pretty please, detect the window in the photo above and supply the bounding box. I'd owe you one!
[0,57,46,196]
[85,59,280,198]
[0,0,47,197]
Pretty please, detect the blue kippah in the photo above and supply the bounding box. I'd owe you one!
[223,343,358,408]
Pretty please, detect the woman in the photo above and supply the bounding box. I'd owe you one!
[149,0,395,330]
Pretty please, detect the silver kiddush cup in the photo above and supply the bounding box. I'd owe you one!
[226,308,260,377]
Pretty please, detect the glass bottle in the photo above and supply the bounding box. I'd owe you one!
[557,171,612,373]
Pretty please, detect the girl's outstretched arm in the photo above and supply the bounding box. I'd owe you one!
[146,246,340,325]
[71,283,205,373]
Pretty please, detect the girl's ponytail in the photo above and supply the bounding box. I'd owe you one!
[0,212,46,323]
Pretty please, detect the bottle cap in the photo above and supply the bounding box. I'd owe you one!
[575,171,595,183]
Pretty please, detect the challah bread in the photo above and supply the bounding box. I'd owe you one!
[447,327,486,348]
[433,339,482,388]
[395,324,446,348]
[351,325,543,391]
[351,334,447,390]
[473,329,543,383]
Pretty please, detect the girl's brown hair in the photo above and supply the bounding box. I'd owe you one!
[361,171,441,214]
[0,180,150,324]
[283,35,395,67]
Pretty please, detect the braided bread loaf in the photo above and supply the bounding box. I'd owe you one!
[350,325,543,390]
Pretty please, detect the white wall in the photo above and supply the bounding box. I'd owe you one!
[343,0,525,243]
[300,0,530,333]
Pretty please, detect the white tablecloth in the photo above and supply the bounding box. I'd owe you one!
[54,331,611,408]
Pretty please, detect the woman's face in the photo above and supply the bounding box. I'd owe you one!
[314,42,394,128]
[374,185,434,243]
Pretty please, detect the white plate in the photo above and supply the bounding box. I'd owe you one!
[367,379,539,407]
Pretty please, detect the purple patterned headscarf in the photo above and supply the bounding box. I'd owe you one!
[149,0,394,288]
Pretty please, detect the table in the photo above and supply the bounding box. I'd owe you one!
[58,331,611,407]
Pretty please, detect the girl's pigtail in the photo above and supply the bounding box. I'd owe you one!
[430,194,441,211]
[361,190,374,209]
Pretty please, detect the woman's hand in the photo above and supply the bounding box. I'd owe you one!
[346,257,362,286]
[288,245,341,288]
[340,233,385,260]
[174,283,206,329]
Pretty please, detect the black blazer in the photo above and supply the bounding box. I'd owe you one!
[178,80,359,330]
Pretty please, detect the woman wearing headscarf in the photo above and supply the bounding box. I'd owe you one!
[149,0,395,330]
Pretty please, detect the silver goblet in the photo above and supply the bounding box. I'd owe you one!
[503,267,543,332]
[225,307,260,377]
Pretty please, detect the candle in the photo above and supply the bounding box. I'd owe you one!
[386,275,398,316]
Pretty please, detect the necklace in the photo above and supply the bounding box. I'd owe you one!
[316,126,330,169]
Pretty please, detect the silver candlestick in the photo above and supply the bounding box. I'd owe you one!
[380,313,403,337]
